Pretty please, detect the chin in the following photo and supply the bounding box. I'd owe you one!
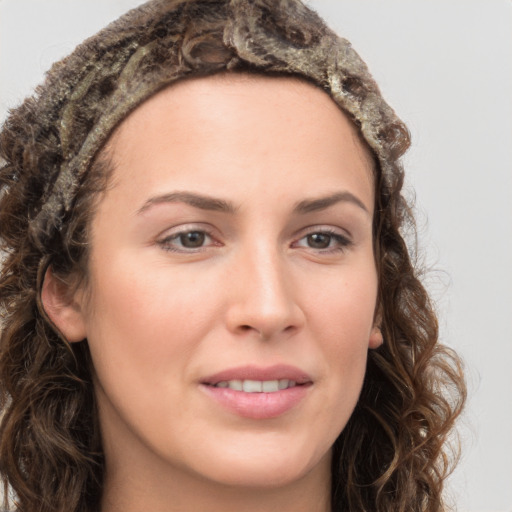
[184,435,332,490]
[199,462,314,490]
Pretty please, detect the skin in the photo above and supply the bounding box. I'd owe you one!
[43,74,382,512]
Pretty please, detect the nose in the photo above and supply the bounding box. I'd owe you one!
[225,247,305,340]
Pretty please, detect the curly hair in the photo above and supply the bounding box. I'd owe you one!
[0,1,465,511]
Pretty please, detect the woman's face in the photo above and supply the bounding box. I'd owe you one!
[68,75,381,490]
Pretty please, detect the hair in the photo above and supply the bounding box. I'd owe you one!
[0,1,465,511]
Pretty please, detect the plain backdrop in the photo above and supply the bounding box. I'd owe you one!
[1,1,511,511]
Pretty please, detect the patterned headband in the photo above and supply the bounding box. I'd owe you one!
[1,0,407,253]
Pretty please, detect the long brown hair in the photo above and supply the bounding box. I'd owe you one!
[0,1,465,511]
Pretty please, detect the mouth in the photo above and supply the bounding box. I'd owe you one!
[206,378,302,392]
[199,365,312,419]
[200,364,313,391]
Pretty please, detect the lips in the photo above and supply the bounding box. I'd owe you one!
[211,379,297,393]
[200,365,313,419]
[201,364,312,386]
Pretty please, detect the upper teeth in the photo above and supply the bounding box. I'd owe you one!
[213,379,297,393]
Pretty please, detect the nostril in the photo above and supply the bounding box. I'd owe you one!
[236,323,297,339]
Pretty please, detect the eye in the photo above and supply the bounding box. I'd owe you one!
[294,229,352,253]
[305,232,333,249]
[158,229,215,252]
[178,231,207,248]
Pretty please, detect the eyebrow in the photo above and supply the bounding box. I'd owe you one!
[137,190,369,216]
[137,191,238,215]
[293,191,369,215]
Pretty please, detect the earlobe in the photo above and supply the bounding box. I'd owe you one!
[40,266,87,343]
[369,325,383,349]
[369,305,383,349]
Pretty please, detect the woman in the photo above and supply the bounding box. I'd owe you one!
[0,1,465,511]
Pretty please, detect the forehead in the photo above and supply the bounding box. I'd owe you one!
[110,73,374,167]
[102,73,375,212]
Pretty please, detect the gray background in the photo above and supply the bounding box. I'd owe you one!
[1,1,511,511]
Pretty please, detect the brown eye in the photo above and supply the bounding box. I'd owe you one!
[179,231,206,248]
[307,233,332,249]
[159,230,214,252]
[294,230,352,253]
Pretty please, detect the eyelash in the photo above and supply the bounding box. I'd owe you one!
[157,227,352,254]
[158,229,217,253]
[293,229,352,253]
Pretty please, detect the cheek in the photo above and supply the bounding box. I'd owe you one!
[306,264,377,409]
[309,263,378,342]
[82,258,220,391]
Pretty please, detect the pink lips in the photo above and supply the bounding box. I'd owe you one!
[200,364,312,420]
[201,364,312,385]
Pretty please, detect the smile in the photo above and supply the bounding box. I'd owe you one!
[210,379,297,392]
[200,365,312,419]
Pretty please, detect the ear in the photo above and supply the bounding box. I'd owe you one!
[368,325,383,349]
[368,307,383,349]
[40,266,87,343]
